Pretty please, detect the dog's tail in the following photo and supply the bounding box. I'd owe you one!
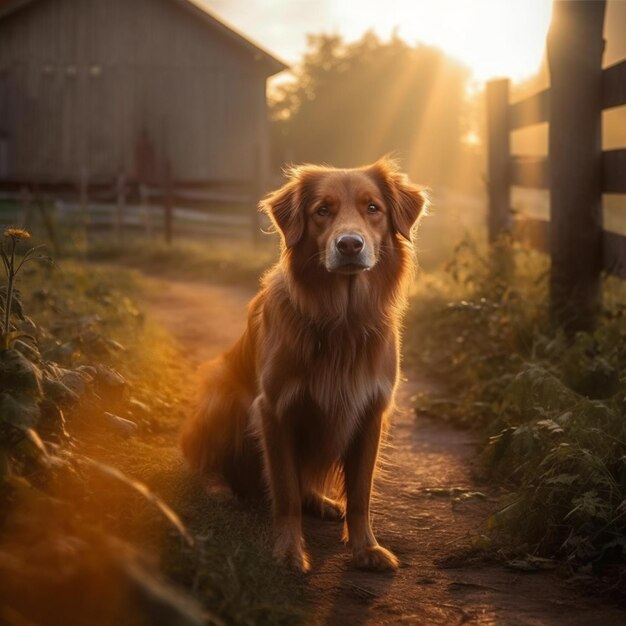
[181,358,238,471]
[180,346,260,489]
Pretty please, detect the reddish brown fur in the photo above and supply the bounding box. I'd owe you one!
[181,158,427,572]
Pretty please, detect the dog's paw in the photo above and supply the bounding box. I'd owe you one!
[303,492,345,521]
[273,539,311,574]
[352,545,399,572]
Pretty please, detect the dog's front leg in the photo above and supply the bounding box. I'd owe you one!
[344,405,399,571]
[255,396,310,573]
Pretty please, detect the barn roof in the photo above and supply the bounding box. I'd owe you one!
[0,0,289,76]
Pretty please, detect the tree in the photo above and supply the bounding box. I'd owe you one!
[270,32,470,188]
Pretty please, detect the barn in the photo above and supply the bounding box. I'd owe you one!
[0,0,287,189]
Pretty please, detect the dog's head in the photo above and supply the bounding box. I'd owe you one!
[261,159,428,275]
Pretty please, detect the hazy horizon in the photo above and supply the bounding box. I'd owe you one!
[199,0,626,85]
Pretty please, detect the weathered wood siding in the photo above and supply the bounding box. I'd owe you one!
[0,0,272,183]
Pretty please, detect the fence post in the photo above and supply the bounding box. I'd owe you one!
[163,160,173,244]
[20,186,33,230]
[139,184,153,239]
[547,0,606,332]
[79,167,89,224]
[79,167,89,248]
[115,170,126,245]
[486,79,511,243]
[37,196,61,257]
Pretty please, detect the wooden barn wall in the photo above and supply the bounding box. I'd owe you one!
[0,0,272,183]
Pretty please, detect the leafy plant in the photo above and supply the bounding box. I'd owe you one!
[1,228,49,349]
[0,258,308,626]
[0,235,191,532]
[406,235,626,579]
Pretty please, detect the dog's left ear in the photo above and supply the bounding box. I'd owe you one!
[390,175,428,241]
[369,160,428,242]
[259,176,304,248]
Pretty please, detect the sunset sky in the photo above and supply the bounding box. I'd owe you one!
[202,0,553,83]
[200,0,626,86]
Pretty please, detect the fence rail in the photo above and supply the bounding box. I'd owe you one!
[0,175,263,243]
[487,0,625,331]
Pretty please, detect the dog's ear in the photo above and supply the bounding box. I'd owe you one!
[259,176,305,248]
[369,159,428,242]
[390,175,428,242]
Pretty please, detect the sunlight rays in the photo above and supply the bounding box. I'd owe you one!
[313,0,553,83]
[362,44,429,162]
[210,0,554,86]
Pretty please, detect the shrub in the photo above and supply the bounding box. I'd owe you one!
[406,236,626,574]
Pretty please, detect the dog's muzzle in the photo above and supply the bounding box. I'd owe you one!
[326,232,373,273]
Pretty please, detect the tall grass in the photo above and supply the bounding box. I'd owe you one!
[0,256,308,626]
[406,236,626,580]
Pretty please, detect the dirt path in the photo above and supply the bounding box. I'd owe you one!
[142,277,625,626]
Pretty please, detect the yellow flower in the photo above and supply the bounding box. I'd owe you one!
[3,228,31,241]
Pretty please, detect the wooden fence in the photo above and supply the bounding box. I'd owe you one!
[0,175,265,244]
[487,0,626,331]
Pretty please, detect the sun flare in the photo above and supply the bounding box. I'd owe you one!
[333,0,553,83]
[203,0,553,85]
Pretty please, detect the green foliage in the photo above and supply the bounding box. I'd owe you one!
[406,236,626,573]
[1,227,51,349]
[0,257,146,480]
[0,259,309,625]
[0,256,197,621]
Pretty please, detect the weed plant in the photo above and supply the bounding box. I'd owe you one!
[406,236,626,580]
[0,232,306,626]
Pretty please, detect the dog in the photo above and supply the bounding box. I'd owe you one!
[181,158,427,573]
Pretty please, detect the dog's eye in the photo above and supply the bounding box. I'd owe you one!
[317,206,330,217]
[367,203,379,214]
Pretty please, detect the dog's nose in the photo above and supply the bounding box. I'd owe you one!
[336,234,364,257]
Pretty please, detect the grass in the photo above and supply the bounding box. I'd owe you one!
[86,236,279,288]
[405,236,626,587]
[0,254,309,626]
[8,223,625,619]
[1,199,279,282]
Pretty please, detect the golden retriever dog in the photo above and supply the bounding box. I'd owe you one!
[181,158,427,573]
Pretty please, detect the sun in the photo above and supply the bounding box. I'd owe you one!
[333,0,553,83]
